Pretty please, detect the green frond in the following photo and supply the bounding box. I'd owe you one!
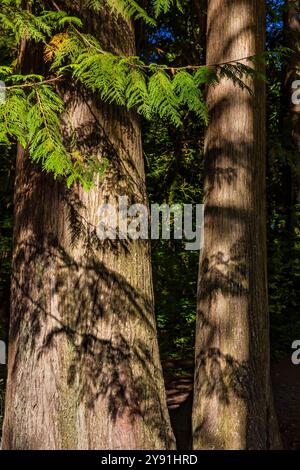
[72,51,128,105]
[172,70,208,124]
[85,0,156,26]
[153,0,183,17]
[148,71,182,126]
[49,32,86,70]
[193,67,219,86]
[125,68,149,110]
[0,0,269,190]
[27,85,70,176]
[0,4,83,44]
[0,8,51,43]
[0,88,28,147]
[0,66,13,79]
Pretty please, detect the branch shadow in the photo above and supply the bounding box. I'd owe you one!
[8,177,172,446]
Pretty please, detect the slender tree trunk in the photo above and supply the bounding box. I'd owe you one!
[192,0,281,449]
[2,3,175,450]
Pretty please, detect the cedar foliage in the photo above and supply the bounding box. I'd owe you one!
[0,0,267,187]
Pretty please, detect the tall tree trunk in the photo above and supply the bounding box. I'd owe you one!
[192,0,281,449]
[2,3,175,450]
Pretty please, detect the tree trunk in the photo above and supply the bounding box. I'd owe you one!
[192,0,281,449]
[2,3,175,450]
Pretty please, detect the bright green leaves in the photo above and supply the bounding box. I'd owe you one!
[72,51,129,105]
[147,71,181,126]
[0,6,51,44]
[172,71,208,124]
[0,0,269,189]
[85,0,183,23]
[153,0,183,17]
[27,85,69,176]
[0,82,107,188]
[0,83,71,177]
[0,2,83,44]
[45,29,210,127]
[48,32,211,127]
[85,0,156,25]
[125,68,149,111]
[0,88,28,147]
[0,40,263,189]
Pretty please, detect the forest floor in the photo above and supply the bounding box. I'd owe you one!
[164,357,300,450]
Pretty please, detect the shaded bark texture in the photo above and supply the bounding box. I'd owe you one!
[2,2,175,450]
[192,0,281,449]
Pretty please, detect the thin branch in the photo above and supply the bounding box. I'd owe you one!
[4,76,63,90]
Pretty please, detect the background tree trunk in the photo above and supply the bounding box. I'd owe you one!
[283,0,300,204]
[192,0,281,449]
[2,3,175,450]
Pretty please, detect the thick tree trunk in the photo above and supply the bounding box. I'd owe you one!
[2,4,175,450]
[192,0,281,449]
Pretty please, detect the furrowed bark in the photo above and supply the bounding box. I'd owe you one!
[2,2,175,450]
[192,0,281,450]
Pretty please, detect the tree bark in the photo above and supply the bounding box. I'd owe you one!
[192,0,281,449]
[2,2,175,450]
